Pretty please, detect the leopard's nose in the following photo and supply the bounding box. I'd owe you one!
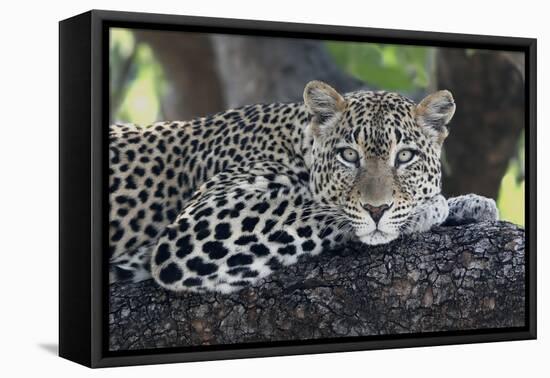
[361,202,393,224]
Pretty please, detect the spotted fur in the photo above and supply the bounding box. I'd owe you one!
[109,80,498,293]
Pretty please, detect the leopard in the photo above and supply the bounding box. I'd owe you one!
[109,80,498,293]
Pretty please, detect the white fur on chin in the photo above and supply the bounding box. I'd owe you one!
[357,230,399,245]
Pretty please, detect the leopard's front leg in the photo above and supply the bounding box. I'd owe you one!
[401,194,449,235]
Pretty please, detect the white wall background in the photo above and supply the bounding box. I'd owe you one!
[0,0,546,376]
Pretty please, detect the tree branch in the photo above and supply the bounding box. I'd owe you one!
[109,221,525,351]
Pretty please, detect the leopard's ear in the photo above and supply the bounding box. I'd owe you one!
[303,80,346,137]
[415,90,456,145]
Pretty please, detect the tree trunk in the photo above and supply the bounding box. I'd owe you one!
[210,35,366,108]
[109,221,525,351]
[134,31,225,120]
[136,33,366,119]
[436,49,525,199]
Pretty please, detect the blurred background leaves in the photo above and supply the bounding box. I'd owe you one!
[326,42,431,90]
[110,29,166,126]
[110,28,525,226]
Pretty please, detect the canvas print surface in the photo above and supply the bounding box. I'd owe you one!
[108,28,526,351]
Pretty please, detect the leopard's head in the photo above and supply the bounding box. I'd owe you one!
[304,80,455,245]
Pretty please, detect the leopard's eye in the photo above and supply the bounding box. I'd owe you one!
[338,148,360,165]
[395,149,417,166]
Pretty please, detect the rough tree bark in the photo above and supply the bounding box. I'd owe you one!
[109,221,525,351]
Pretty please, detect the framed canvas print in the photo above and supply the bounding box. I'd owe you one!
[59,10,536,368]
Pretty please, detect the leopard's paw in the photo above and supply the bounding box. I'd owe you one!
[443,194,499,226]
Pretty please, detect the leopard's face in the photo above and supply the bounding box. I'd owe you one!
[304,81,455,245]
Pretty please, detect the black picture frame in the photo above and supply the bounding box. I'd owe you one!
[59,9,537,368]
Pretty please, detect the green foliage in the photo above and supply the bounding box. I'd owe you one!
[110,28,166,126]
[325,42,431,90]
[497,132,525,226]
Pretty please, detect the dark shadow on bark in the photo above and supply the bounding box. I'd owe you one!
[109,221,525,351]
